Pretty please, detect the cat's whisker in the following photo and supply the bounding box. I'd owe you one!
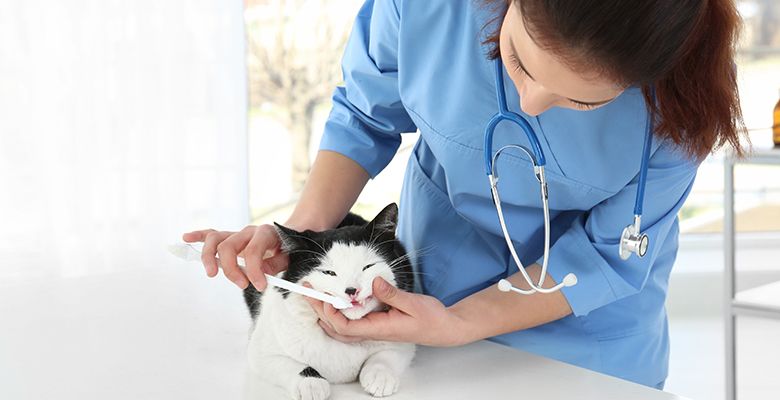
[394,244,437,258]
[285,249,325,258]
[386,245,436,267]
[367,221,394,249]
[387,252,417,266]
[387,259,412,270]
[408,245,437,257]
[387,262,433,275]
[284,232,329,254]
[388,270,434,278]
[368,222,379,247]
[368,238,399,250]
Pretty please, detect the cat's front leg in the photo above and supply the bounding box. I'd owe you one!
[249,354,331,400]
[359,344,415,397]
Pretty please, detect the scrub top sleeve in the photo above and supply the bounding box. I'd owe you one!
[542,140,699,317]
[318,0,417,178]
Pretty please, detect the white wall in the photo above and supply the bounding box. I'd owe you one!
[0,0,249,280]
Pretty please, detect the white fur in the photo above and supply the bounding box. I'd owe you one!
[247,242,415,399]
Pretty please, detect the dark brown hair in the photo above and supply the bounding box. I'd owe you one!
[481,0,748,160]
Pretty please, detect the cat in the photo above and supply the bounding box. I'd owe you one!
[243,203,416,399]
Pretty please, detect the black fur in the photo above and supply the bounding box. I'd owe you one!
[336,212,369,228]
[299,366,324,379]
[243,287,262,320]
[242,203,414,320]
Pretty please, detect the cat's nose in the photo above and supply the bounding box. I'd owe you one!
[345,287,358,296]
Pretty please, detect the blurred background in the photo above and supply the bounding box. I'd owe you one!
[0,0,778,399]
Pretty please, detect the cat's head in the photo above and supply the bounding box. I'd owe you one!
[274,203,412,320]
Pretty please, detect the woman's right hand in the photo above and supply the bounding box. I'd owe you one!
[181,224,289,290]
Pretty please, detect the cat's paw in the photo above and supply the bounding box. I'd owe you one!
[359,364,400,397]
[293,377,330,400]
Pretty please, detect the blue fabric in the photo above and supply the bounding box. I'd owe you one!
[319,0,699,388]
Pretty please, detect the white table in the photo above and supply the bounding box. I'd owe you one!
[0,250,687,400]
[246,340,688,400]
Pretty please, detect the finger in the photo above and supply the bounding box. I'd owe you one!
[200,230,225,278]
[216,233,251,289]
[182,229,214,243]
[318,320,363,343]
[262,252,289,276]
[302,283,327,320]
[243,226,280,290]
[372,277,415,314]
[303,284,380,339]
[305,296,327,321]
[321,302,373,337]
[240,226,266,290]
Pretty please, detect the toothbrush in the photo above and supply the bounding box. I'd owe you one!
[167,242,352,310]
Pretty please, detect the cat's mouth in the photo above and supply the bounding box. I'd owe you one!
[350,296,373,308]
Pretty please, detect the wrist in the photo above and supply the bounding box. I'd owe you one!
[444,303,478,347]
[283,213,333,232]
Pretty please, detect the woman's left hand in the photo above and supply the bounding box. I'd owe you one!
[303,277,469,347]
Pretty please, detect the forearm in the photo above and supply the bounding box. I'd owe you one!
[284,150,370,231]
[448,264,573,345]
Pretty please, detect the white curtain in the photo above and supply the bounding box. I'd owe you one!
[0,0,249,281]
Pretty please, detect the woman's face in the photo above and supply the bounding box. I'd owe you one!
[499,2,625,116]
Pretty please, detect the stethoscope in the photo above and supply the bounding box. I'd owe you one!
[484,59,653,295]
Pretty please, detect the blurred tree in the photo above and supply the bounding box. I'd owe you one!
[245,0,351,192]
[758,0,779,48]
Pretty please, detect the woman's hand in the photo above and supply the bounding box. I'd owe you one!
[182,224,289,290]
[303,277,471,347]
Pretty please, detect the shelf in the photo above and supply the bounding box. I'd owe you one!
[723,143,780,400]
[732,280,780,319]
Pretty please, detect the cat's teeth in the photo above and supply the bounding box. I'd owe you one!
[350,295,373,308]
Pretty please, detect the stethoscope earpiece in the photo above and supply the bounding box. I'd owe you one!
[497,273,578,295]
[562,273,578,287]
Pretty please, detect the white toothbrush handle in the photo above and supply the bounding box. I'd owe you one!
[172,243,351,309]
[263,274,347,307]
[230,255,350,307]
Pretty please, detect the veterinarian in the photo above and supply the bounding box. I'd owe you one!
[183,0,746,389]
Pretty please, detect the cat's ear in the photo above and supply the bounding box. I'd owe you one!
[366,203,398,234]
[273,222,304,252]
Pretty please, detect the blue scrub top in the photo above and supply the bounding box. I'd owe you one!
[319,0,699,388]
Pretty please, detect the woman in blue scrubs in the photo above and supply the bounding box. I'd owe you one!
[184,0,746,389]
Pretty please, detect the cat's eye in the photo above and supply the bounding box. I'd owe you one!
[319,270,337,276]
[362,263,376,271]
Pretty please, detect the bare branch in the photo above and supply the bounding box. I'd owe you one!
[245,0,357,189]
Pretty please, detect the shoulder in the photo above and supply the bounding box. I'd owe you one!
[396,0,490,37]
[395,0,496,138]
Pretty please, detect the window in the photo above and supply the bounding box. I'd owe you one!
[679,0,780,236]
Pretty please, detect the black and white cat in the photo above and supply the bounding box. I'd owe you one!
[243,203,416,399]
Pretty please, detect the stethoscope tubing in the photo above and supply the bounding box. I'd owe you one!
[634,94,655,216]
[489,145,558,293]
[484,58,546,175]
[484,58,652,295]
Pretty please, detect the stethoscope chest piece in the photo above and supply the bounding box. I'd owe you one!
[619,220,649,260]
